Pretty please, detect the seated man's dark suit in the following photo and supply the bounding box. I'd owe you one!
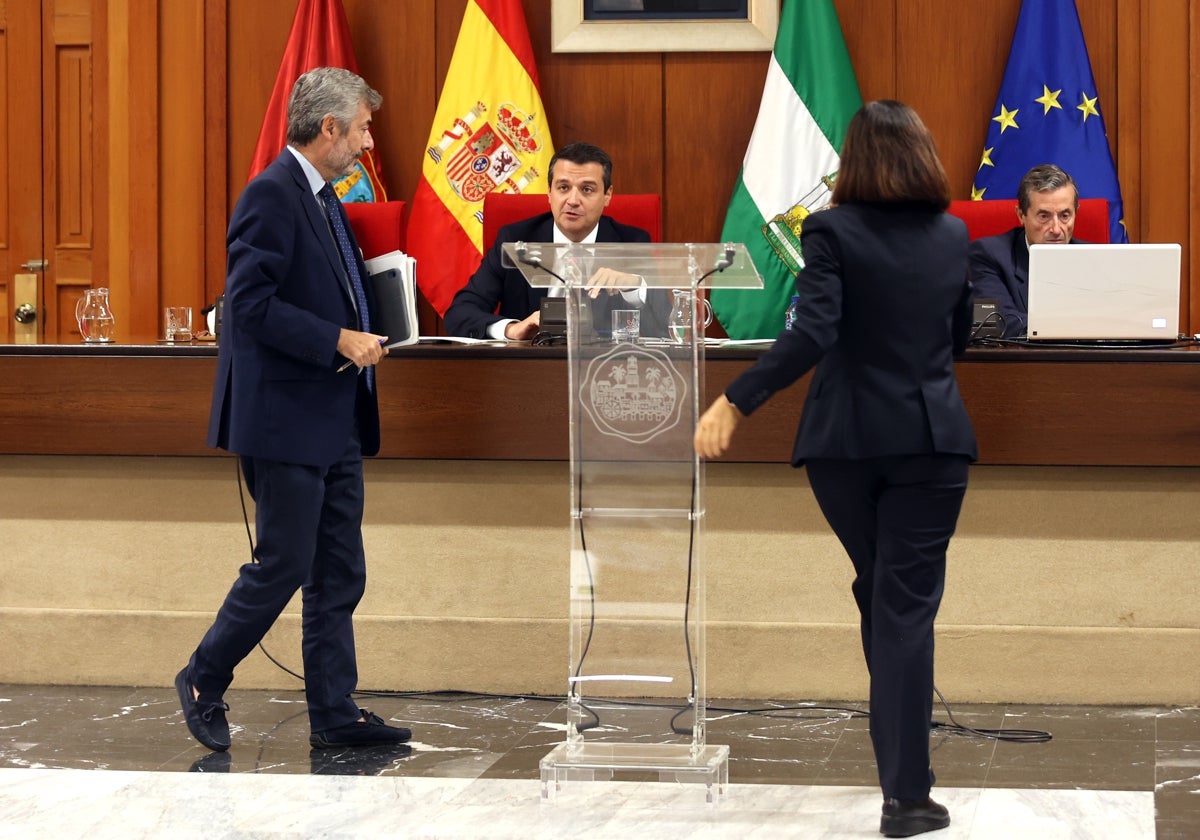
[968,227,1086,338]
[443,211,670,339]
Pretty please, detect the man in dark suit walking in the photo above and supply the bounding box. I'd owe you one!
[176,66,410,752]
[443,142,670,340]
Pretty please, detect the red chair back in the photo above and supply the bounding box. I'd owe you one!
[344,200,407,259]
[482,192,663,249]
[947,198,1110,243]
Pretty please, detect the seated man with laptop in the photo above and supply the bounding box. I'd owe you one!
[971,163,1182,344]
[969,164,1083,338]
[442,142,669,341]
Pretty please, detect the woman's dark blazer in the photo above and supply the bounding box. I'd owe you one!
[725,201,978,466]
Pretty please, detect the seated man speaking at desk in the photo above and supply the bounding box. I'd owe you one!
[969,163,1082,337]
[443,142,669,340]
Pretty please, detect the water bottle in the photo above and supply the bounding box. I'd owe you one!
[784,294,800,331]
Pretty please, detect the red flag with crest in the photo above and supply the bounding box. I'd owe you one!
[247,0,387,202]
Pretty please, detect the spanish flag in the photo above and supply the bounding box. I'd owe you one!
[407,0,554,317]
[247,0,388,202]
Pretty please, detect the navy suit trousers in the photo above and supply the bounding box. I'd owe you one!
[805,454,969,800]
[189,430,367,732]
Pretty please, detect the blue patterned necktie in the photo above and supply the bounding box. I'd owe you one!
[319,183,374,392]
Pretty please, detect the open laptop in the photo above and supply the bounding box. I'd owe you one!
[1027,243,1181,342]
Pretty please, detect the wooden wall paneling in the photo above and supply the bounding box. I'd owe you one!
[1191,0,1200,332]
[106,0,128,338]
[91,0,107,341]
[0,0,7,343]
[203,0,226,310]
[836,0,895,101]
[539,52,666,197]
[225,0,293,214]
[8,348,1200,466]
[662,53,765,244]
[1115,0,1141,244]
[377,357,570,459]
[342,0,434,207]
[0,355,216,454]
[1076,1,1119,149]
[46,0,100,342]
[106,0,157,341]
[123,0,157,340]
[159,0,204,322]
[1076,0,1137,255]
[345,0,436,333]
[1,0,44,344]
[434,0,468,84]
[1141,0,1192,327]
[893,0,1019,199]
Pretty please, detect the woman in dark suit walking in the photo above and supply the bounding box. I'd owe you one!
[695,100,975,838]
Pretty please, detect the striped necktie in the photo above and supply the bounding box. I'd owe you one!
[319,183,374,392]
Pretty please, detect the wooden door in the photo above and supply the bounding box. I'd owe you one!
[0,0,44,342]
[0,0,102,344]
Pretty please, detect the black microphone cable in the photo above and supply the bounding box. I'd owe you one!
[931,685,1052,743]
[233,457,305,683]
[968,311,1006,343]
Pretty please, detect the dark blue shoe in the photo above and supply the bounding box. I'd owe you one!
[175,667,230,752]
[881,797,950,837]
[309,709,411,748]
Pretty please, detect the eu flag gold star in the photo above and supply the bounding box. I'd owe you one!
[971,185,987,201]
[1036,85,1063,114]
[979,147,995,170]
[1077,93,1099,122]
[992,104,1019,133]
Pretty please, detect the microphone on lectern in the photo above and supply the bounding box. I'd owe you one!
[514,240,567,286]
[696,243,737,285]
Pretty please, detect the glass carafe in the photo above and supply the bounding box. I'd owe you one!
[76,288,116,343]
[667,289,714,344]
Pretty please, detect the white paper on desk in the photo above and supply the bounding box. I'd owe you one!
[416,335,507,345]
[364,250,419,348]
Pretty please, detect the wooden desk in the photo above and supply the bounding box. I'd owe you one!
[2,342,1199,465]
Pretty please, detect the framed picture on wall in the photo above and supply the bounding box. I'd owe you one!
[551,0,779,53]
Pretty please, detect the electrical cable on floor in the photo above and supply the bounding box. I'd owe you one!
[931,684,1052,743]
[229,458,1052,746]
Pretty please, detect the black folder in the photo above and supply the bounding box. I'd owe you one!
[365,254,418,348]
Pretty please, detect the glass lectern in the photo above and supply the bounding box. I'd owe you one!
[502,242,763,803]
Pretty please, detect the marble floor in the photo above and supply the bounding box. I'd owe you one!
[0,683,1196,839]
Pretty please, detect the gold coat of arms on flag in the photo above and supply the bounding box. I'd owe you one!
[428,101,546,206]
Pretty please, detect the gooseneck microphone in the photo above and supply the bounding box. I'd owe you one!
[695,243,737,285]
[514,240,568,286]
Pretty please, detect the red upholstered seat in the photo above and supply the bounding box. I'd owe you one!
[482,192,663,249]
[344,200,407,259]
[947,198,1110,243]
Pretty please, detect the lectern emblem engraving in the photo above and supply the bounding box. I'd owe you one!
[580,344,687,444]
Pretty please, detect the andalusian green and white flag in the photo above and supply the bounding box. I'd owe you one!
[712,0,862,340]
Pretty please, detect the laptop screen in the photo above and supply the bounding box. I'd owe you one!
[1027,243,1181,341]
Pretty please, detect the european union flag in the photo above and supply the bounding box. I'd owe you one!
[972,0,1127,243]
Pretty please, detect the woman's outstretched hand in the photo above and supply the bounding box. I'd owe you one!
[694,395,743,459]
